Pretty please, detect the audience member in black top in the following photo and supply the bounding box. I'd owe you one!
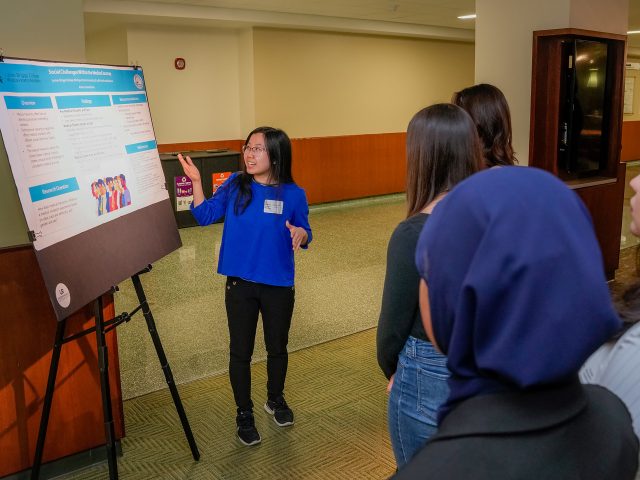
[376,103,483,468]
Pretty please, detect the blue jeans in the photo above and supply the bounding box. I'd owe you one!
[388,336,450,468]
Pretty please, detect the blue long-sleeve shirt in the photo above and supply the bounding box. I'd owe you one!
[191,173,312,286]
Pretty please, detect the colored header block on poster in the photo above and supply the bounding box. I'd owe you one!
[125,140,157,154]
[0,63,147,94]
[4,96,53,110]
[55,95,111,109]
[29,177,80,202]
[112,94,147,105]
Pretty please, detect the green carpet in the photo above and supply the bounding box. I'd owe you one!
[61,328,396,479]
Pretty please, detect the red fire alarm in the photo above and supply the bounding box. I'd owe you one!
[174,57,186,70]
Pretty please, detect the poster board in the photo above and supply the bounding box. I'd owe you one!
[0,57,181,320]
[625,76,635,115]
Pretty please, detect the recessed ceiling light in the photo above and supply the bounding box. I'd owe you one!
[628,30,640,34]
[458,14,477,20]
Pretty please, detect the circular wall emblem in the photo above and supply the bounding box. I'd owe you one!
[55,283,71,308]
[133,73,144,90]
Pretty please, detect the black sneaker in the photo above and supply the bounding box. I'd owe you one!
[236,410,261,446]
[264,396,295,427]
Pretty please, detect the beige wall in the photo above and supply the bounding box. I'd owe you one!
[569,0,628,35]
[102,25,474,140]
[0,0,86,248]
[475,0,570,165]
[238,28,256,135]
[85,27,128,66]
[0,0,85,63]
[126,26,243,143]
[253,28,475,138]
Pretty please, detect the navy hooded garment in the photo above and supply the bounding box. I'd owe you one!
[415,166,622,423]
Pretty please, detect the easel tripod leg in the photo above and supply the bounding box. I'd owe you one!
[30,319,66,480]
[131,274,201,460]
[95,296,119,480]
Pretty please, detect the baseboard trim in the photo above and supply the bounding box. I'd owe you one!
[3,442,123,480]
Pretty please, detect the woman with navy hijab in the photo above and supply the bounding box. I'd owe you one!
[394,167,638,479]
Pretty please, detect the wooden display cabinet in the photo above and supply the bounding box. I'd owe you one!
[530,28,628,278]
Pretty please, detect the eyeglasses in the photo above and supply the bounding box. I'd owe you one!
[242,145,266,154]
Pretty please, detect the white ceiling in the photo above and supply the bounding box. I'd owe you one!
[87,0,477,29]
[84,0,640,47]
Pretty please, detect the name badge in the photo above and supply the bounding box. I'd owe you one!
[264,199,284,214]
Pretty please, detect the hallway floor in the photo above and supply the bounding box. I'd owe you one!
[60,328,396,480]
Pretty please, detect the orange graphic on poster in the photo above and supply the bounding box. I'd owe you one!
[212,172,232,192]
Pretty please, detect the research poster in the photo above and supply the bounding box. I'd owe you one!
[0,58,181,320]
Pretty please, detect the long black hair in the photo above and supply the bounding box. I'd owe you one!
[405,104,484,217]
[234,126,294,214]
[452,83,518,168]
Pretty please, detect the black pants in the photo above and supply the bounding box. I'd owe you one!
[225,276,295,412]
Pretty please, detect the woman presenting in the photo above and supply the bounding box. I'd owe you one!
[178,126,312,447]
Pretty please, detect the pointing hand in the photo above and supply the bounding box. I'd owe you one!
[177,153,201,183]
[286,220,308,252]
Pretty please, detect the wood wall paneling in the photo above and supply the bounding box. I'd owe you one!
[622,121,640,162]
[292,133,406,205]
[158,139,244,155]
[0,246,124,477]
[160,133,407,206]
